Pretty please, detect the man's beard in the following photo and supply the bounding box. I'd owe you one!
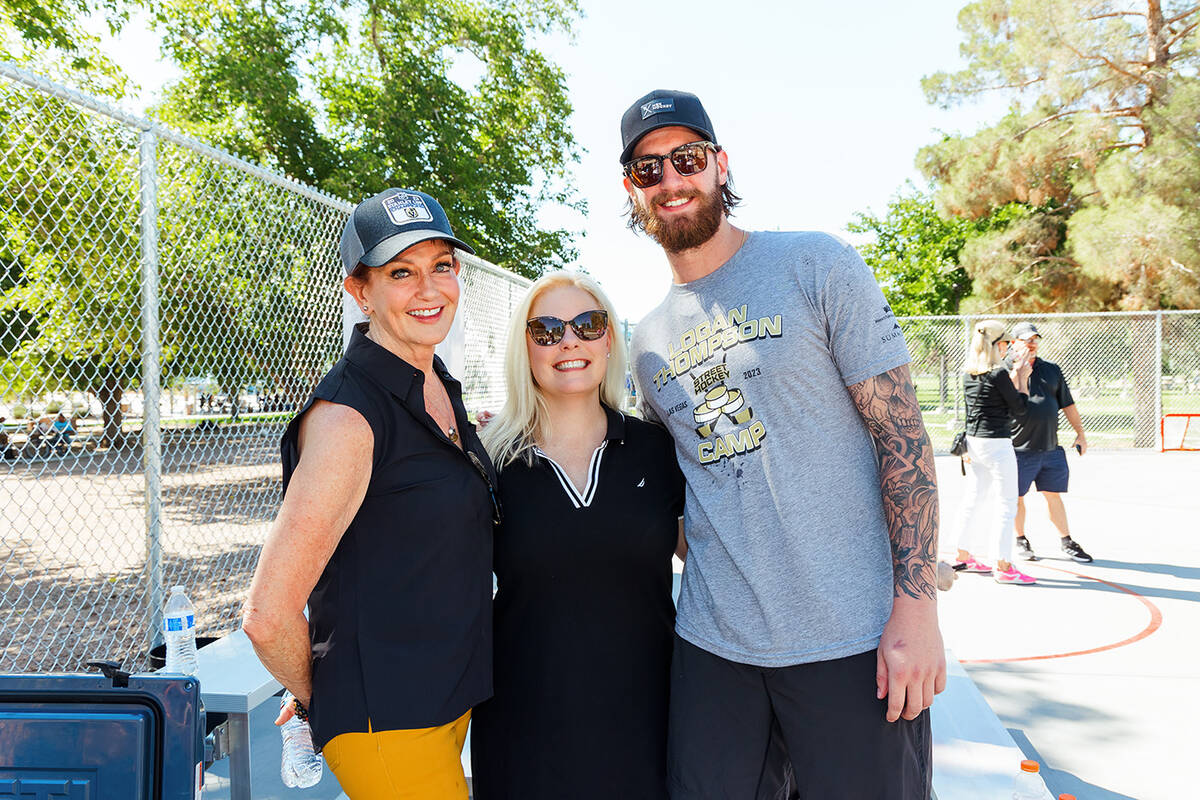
[630,182,724,253]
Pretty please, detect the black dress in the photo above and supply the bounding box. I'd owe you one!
[470,407,685,800]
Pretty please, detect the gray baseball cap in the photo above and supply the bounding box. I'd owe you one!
[1010,321,1041,341]
[339,188,474,276]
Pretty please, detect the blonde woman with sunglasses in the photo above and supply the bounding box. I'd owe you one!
[950,319,1034,585]
[470,271,686,800]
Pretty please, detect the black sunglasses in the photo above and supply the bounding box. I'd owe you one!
[623,141,719,188]
[526,310,609,346]
[466,450,503,525]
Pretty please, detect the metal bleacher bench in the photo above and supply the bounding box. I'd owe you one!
[930,650,1028,799]
[189,630,282,800]
[190,634,1019,800]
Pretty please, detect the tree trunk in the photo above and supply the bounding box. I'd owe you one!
[222,381,240,421]
[938,350,949,411]
[1146,1,1168,67]
[98,372,124,447]
[1143,0,1169,146]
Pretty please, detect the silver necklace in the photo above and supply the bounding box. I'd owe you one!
[432,386,458,442]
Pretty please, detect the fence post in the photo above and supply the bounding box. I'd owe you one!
[139,129,165,654]
[1155,310,1164,449]
[958,316,972,422]
[1133,314,1159,447]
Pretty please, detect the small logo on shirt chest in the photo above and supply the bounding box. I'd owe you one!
[637,478,645,488]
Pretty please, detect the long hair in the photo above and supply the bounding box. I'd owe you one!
[481,271,629,469]
[963,319,1008,376]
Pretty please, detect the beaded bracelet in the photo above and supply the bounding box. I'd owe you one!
[292,696,309,722]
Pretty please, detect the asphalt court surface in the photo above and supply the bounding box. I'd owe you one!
[936,449,1200,800]
[204,449,1199,800]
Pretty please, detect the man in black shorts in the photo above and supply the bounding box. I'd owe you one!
[1009,322,1094,563]
[621,89,943,799]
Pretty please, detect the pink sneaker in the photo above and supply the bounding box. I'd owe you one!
[994,566,1036,585]
[954,556,992,574]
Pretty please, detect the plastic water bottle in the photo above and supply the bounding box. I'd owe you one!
[280,692,322,788]
[163,585,198,675]
[1012,759,1052,799]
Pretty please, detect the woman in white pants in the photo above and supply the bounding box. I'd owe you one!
[951,319,1034,584]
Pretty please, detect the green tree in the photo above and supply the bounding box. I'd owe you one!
[3,0,90,52]
[850,185,1029,409]
[2,0,132,71]
[153,152,344,412]
[849,185,976,317]
[2,0,582,443]
[919,0,1200,312]
[0,91,339,440]
[0,85,143,444]
[151,0,584,277]
[848,184,1047,315]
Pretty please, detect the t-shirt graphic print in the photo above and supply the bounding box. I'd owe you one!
[630,231,912,667]
[649,302,777,468]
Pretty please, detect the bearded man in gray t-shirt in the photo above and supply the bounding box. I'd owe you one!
[619,89,945,799]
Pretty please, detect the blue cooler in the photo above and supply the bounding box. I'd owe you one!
[0,661,205,799]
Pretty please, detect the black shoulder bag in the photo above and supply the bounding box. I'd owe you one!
[950,376,971,474]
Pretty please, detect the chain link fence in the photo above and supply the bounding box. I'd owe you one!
[904,312,1200,452]
[4,62,1199,676]
[1,64,529,674]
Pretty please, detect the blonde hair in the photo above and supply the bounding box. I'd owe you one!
[481,271,628,468]
[963,319,1008,375]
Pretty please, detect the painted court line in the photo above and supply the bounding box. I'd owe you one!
[959,564,1164,664]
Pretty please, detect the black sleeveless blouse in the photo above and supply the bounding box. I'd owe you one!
[280,322,498,749]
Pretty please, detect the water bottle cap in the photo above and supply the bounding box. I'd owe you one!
[1020,759,1040,773]
[1059,795,1076,800]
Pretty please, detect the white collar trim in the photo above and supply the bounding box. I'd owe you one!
[534,440,609,509]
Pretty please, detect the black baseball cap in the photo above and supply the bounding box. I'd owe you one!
[339,188,474,276]
[619,89,717,164]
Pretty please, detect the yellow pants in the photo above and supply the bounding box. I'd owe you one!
[322,709,471,800]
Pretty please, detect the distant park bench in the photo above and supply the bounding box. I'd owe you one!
[3,426,97,459]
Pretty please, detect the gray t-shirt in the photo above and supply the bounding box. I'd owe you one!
[630,231,912,667]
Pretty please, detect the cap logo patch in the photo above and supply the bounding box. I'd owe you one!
[382,192,433,226]
[640,98,675,119]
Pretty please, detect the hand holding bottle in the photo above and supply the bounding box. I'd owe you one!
[279,691,322,788]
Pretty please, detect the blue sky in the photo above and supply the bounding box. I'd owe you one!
[95,0,1010,322]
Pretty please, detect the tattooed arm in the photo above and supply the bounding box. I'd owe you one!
[846,363,940,599]
[847,363,947,722]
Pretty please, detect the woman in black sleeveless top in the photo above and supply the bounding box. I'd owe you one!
[243,189,499,799]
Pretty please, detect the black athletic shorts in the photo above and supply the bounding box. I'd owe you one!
[667,635,931,800]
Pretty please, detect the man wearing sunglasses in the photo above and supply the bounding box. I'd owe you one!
[620,89,944,799]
